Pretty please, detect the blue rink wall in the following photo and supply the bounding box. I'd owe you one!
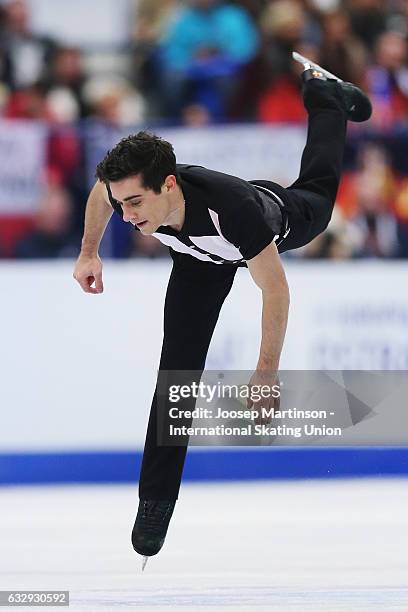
[0,448,408,486]
[1,261,408,486]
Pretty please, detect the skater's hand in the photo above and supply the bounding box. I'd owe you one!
[73,253,104,294]
[247,370,281,425]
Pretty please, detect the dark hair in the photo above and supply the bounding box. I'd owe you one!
[95,131,179,194]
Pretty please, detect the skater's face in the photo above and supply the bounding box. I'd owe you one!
[110,173,179,235]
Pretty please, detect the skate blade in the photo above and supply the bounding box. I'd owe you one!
[142,556,149,571]
[292,51,343,83]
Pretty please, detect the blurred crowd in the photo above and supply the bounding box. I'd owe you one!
[1,0,408,258]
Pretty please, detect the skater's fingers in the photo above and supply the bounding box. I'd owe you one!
[77,275,99,294]
[94,271,104,294]
[251,400,272,425]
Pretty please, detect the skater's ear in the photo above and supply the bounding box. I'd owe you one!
[164,175,177,192]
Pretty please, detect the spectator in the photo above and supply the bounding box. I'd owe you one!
[3,80,81,184]
[231,0,268,21]
[349,144,399,258]
[4,81,54,119]
[254,0,310,123]
[0,4,12,87]
[42,46,88,122]
[157,0,259,121]
[0,0,56,90]
[15,183,78,258]
[0,81,10,115]
[387,0,408,37]
[301,209,357,259]
[346,0,387,52]
[131,0,177,118]
[367,31,408,129]
[133,0,177,44]
[319,9,368,87]
[82,75,145,125]
[394,180,408,257]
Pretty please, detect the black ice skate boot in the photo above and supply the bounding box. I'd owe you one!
[131,499,176,569]
[293,51,372,123]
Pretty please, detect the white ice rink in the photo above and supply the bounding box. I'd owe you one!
[1,479,407,612]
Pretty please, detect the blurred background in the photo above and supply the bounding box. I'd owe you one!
[1,0,408,260]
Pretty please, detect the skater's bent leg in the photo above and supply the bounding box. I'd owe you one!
[290,80,347,201]
[139,253,237,500]
[278,80,348,251]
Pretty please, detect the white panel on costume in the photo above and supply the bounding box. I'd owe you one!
[208,209,225,236]
[192,208,243,261]
[154,209,244,262]
[190,236,242,261]
[152,232,223,263]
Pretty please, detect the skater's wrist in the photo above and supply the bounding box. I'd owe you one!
[256,356,279,372]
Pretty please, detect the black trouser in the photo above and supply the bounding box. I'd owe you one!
[139,86,347,501]
[258,93,348,252]
[139,255,237,499]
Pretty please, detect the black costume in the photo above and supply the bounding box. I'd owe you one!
[108,80,348,500]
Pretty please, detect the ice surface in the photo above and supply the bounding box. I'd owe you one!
[0,480,407,611]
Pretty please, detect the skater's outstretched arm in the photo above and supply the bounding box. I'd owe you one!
[246,242,289,419]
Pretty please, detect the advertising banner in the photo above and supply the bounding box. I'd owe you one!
[0,120,47,214]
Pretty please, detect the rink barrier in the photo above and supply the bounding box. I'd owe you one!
[0,448,407,485]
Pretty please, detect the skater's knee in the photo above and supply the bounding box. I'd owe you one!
[322,218,331,233]
[308,193,334,237]
[319,207,334,234]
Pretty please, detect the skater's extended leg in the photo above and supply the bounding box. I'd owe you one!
[132,252,237,558]
[276,69,371,252]
[289,79,348,205]
[254,65,371,253]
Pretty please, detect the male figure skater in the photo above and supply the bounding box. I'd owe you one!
[73,55,372,564]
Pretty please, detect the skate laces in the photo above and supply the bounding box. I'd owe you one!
[139,501,174,535]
